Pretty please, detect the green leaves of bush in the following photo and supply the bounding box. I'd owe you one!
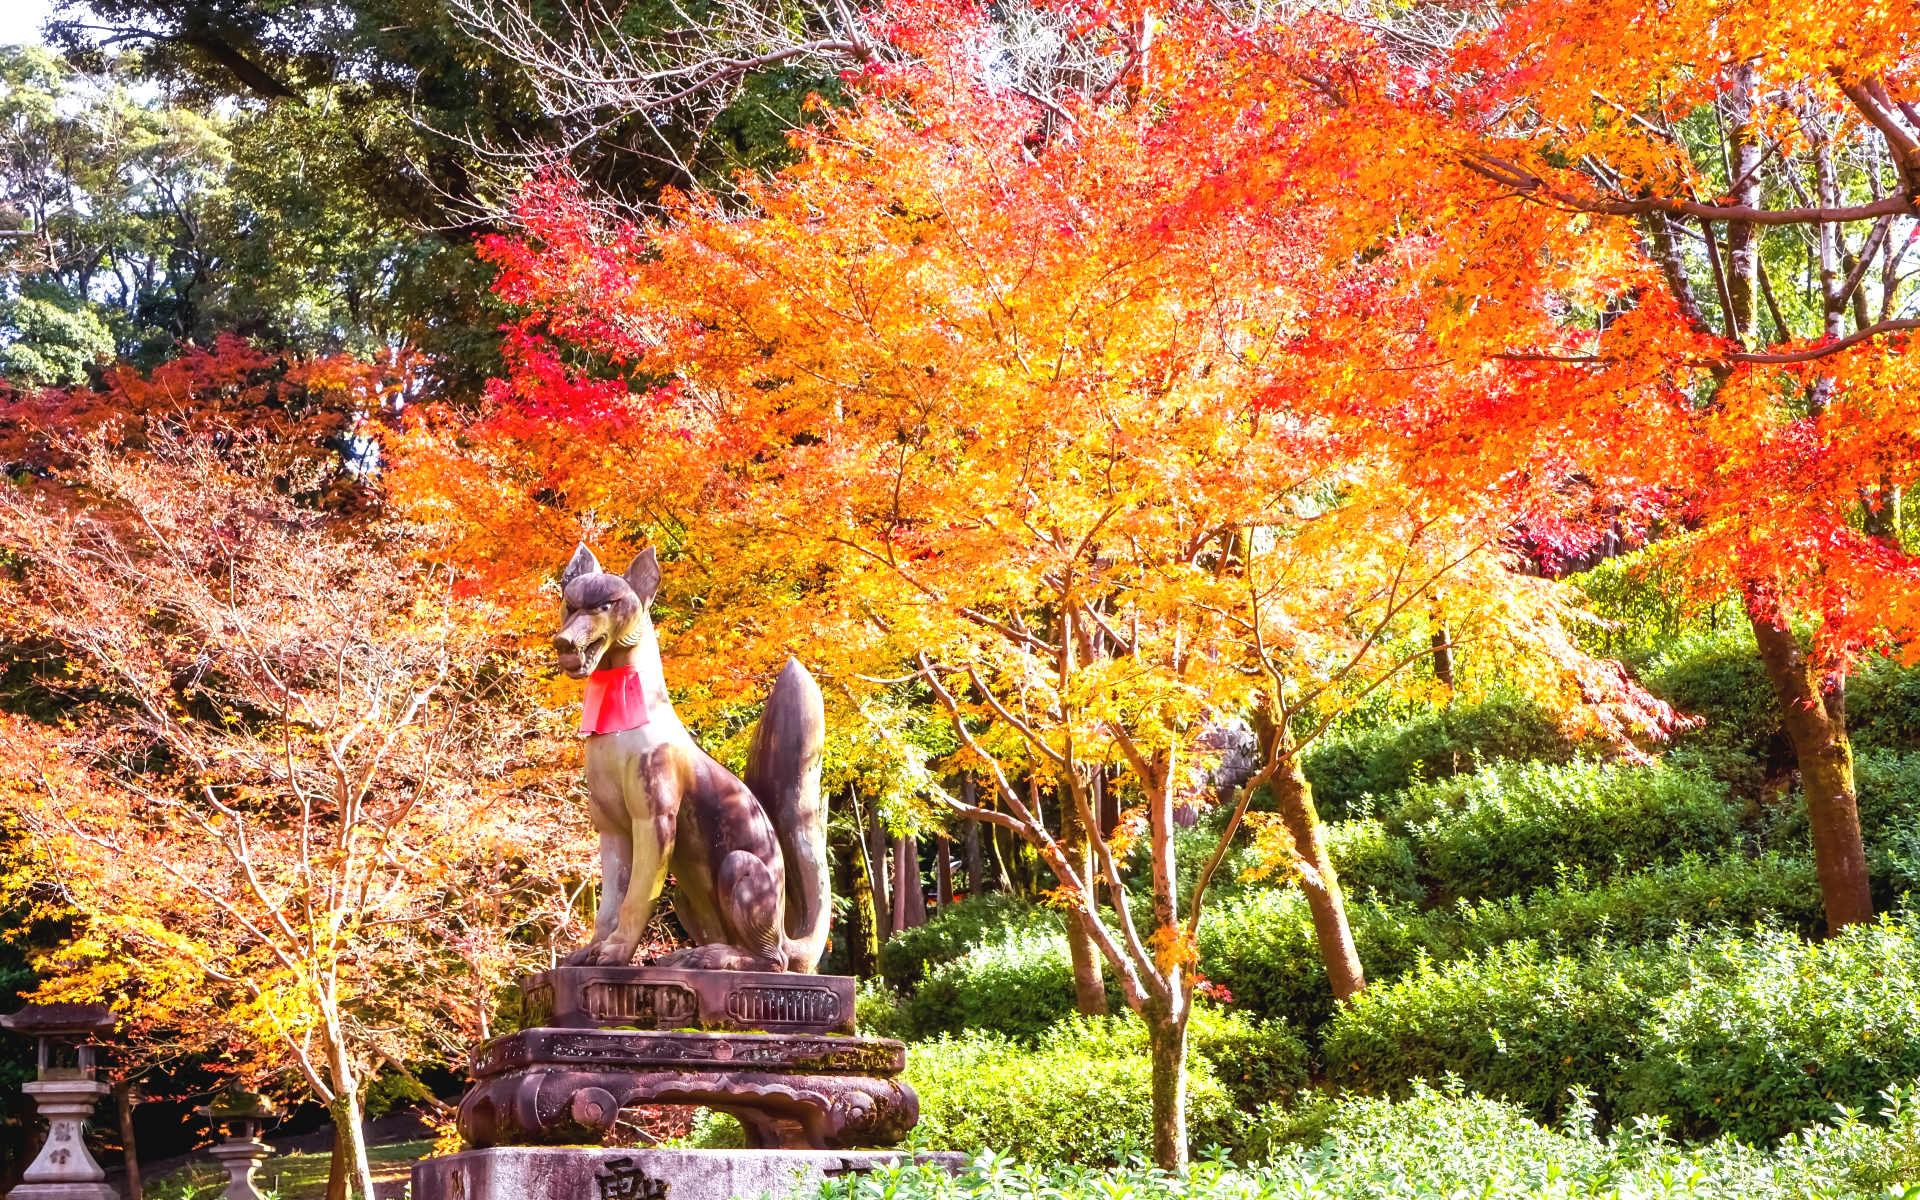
[1390,758,1744,901]
[1323,915,1920,1144]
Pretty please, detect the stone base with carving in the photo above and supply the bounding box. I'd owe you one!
[457,1028,917,1151]
[414,1147,968,1200]
[518,966,856,1035]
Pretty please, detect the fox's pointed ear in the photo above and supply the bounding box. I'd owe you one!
[561,543,601,586]
[623,547,661,610]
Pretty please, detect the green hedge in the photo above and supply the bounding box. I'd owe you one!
[878,892,1054,990]
[813,1083,1920,1199]
[1623,917,1920,1143]
[1301,689,1576,818]
[1320,940,1689,1124]
[1322,915,1920,1142]
[1388,757,1744,901]
[903,927,1091,1040]
[903,1016,1244,1161]
[1322,818,1423,904]
[1439,852,1824,952]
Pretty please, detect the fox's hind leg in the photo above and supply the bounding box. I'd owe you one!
[657,849,788,971]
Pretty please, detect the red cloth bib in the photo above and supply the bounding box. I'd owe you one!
[580,665,651,734]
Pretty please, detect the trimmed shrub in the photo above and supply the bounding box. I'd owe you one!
[1196,890,1447,1032]
[1440,852,1824,952]
[879,892,1054,989]
[1390,757,1743,901]
[1322,818,1423,903]
[904,1018,1240,1161]
[1186,1007,1312,1111]
[1302,689,1576,818]
[1641,628,1779,792]
[1849,660,1920,753]
[903,928,1088,1040]
[1623,916,1920,1143]
[1320,940,1691,1125]
[815,1084,1920,1200]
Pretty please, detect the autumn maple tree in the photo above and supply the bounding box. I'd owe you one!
[1183,0,1920,930]
[390,0,1689,1164]
[0,415,586,1198]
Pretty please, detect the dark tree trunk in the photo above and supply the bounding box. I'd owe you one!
[934,834,953,908]
[1273,750,1367,1001]
[325,1123,349,1200]
[1432,620,1455,689]
[1060,793,1107,1015]
[962,776,984,896]
[1724,61,1762,343]
[842,837,882,978]
[891,835,927,931]
[1144,1000,1188,1167]
[113,1081,142,1200]
[1747,595,1874,928]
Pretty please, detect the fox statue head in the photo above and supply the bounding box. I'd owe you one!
[551,544,660,679]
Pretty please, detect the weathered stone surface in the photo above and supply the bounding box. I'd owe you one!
[413,1147,967,1200]
[473,1029,905,1079]
[8,1080,117,1200]
[520,966,856,1035]
[458,1064,919,1150]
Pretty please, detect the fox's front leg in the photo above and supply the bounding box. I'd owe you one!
[566,762,634,965]
[594,744,688,966]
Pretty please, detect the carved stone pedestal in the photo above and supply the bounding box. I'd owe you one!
[9,1080,116,1200]
[457,1028,917,1150]
[207,1138,273,1200]
[518,966,856,1034]
[414,1147,967,1200]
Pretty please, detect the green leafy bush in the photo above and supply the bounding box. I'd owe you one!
[1848,660,1920,753]
[1623,916,1920,1143]
[1302,689,1576,818]
[1390,757,1743,901]
[855,977,912,1040]
[1195,890,1444,1032]
[815,1083,1920,1200]
[1320,940,1690,1124]
[903,927,1089,1040]
[879,892,1054,989]
[1185,1007,1311,1111]
[1439,853,1824,952]
[904,1018,1240,1161]
[1323,818,1424,903]
[1641,628,1778,792]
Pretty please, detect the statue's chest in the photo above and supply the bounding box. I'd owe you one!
[582,722,694,788]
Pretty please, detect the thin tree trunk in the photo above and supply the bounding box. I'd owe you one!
[964,821,982,898]
[866,808,893,940]
[892,835,927,931]
[1061,793,1107,1015]
[987,819,1012,894]
[1272,750,1367,1001]
[113,1080,142,1200]
[324,1124,348,1200]
[326,1034,375,1200]
[843,836,882,979]
[1746,594,1874,928]
[1431,618,1455,689]
[1145,1002,1188,1165]
[1723,61,1762,344]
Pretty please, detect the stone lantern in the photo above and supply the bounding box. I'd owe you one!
[0,1002,118,1200]
[198,1091,279,1200]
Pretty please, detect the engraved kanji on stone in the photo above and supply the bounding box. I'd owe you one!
[596,1156,670,1200]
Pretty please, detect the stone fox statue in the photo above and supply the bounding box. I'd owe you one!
[551,544,830,973]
